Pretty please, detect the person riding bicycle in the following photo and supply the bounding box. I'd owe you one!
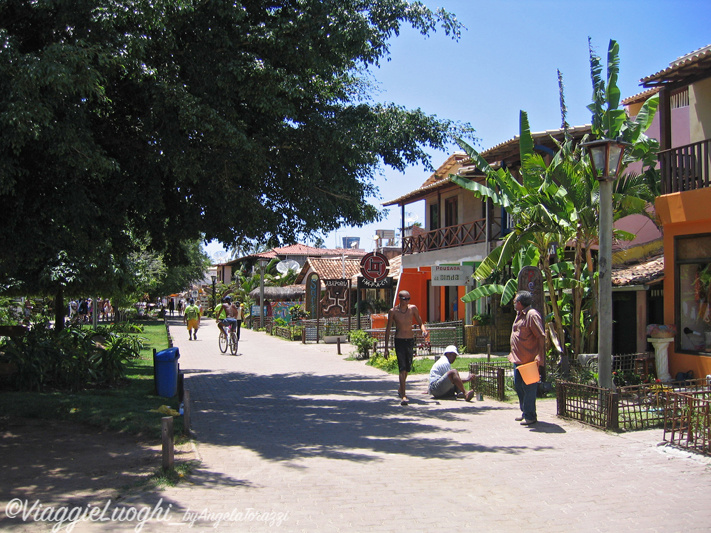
[215,295,239,335]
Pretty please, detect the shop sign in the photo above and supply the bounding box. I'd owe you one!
[431,265,474,286]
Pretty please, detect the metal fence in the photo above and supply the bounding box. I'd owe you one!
[557,378,711,436]
[664,389,711,455]
[469,361,510,401]
[263,317,464,354]
[556,381,619,430]
[367,321,463,356]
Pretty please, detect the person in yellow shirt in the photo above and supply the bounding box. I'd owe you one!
[183,299,201,340]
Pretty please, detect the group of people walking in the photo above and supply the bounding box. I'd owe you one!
[68,298,113,323]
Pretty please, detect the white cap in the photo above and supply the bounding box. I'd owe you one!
[444,345,459,356]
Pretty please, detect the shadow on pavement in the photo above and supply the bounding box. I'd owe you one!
[185,371,554,467]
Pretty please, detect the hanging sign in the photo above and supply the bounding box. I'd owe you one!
[360,252,390,282]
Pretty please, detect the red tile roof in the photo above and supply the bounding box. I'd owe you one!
[253,243,365,258]
[621,87,659,106]
[383,125,592,207]
[612,255,664,287]
[641,44,711,87]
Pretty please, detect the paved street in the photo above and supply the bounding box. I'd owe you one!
[128,317,710,532]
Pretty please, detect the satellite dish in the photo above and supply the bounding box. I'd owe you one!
[276,260,300,274]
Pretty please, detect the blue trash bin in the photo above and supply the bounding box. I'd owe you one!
[154,347,180,398]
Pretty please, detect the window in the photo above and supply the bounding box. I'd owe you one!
[676,234,711,354]
[444,196,458,227]
[429,203,439,230]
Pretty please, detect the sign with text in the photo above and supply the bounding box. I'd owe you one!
[305,272,320,319]
[357,276,394,289]
[321,279,350,317]
[431,265,474,286]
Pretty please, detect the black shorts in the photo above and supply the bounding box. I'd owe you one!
[394,338,415,373]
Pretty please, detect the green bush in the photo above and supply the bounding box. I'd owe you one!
[367,348,428,374]
[348,329,374,359]
[1,324,145,392]
[367,350,399,372]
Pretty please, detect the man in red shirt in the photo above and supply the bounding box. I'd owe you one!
[509,291,545,426]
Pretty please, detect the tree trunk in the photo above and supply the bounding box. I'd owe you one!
[541,252,569,375]
[572,236,584,357]
[54,288,65,332]
[586,247,598,353]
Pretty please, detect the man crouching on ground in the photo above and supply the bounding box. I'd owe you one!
[428,345,476,401]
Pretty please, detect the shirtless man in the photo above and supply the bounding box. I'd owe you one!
[384,290,429,405]
[215,295,239,334]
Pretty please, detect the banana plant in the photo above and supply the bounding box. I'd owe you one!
[452,39,660,361]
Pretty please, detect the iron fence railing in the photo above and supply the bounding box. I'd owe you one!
[664,389,711,456]
[558,379,711,435]
[369,321,463,356]
[469,361,510,401]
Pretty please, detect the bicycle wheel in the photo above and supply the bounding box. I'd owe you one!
[230,332,238,355]
[218,331,228,353]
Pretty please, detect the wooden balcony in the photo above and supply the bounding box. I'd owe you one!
[402,218,501,255]
[659,138,711,194]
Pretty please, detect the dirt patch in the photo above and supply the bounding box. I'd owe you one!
[0,417,195,527]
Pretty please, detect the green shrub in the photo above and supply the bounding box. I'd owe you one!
[1,323,145,392]
[367,349,399,372]
[348,329,374,359]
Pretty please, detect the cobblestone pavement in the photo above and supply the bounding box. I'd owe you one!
[124,318,710,532]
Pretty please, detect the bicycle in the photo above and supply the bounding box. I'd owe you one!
[218,321,239,355]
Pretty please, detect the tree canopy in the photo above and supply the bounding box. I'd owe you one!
[0,0,473,295]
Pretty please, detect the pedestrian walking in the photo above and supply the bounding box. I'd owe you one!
[184,299,201,341]
[384,290,428,405]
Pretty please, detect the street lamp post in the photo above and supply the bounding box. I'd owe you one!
[211,275,216,313]
[259,258,267,329]
[582,138,629,390]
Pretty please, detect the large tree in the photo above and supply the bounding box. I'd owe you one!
[0,0,473,297]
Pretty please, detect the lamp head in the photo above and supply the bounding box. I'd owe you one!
[581,138,631,182]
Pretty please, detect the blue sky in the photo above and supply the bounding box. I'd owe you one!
[206,0,711,260]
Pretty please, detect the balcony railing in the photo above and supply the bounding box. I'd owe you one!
[402,218,501,254]
[659,138,711,194]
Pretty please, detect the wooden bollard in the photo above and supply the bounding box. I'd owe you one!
[161,416,174,470]
[487,343,491,362]
[337,336,341,355]
[183,390,191,437]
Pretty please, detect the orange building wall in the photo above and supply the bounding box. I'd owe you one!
[398,268,430,320]
[657,190,711,379]
[458,286,467,321]
[397,267,469,323]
